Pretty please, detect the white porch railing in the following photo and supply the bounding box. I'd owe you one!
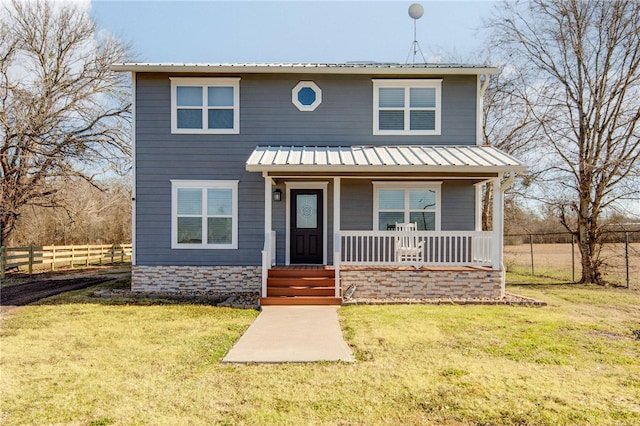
[261,230,276,297]
[339,230,493,267]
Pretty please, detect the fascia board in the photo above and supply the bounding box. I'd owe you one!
[111,63,500,76]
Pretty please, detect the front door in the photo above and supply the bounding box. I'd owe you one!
[290,189,323,264]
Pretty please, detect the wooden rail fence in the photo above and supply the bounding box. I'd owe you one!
[0,244,132,278]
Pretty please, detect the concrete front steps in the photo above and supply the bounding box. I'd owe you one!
[260,267,342,306]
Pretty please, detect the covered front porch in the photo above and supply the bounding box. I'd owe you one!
[246,145,525,304]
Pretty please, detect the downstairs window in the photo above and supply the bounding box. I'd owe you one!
[171,180,238,249]
[373,182,441,231]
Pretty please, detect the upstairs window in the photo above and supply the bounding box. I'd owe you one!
[373,79,442,135]
[292,81,322,111]
[170,78,240,134]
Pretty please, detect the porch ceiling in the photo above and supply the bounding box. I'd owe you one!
[246,145,526,174]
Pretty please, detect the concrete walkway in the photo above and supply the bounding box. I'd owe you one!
[223,306,355,363]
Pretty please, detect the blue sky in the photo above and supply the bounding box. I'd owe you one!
[90,1,496,64]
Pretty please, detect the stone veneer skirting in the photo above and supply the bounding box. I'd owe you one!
[132,265,261,294]
[340,267,504,299]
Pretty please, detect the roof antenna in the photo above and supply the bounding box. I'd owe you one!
[406,3,427,64]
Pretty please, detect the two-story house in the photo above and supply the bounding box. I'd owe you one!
[112,63,525,305]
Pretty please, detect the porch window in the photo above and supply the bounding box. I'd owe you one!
[170,77,240,134]
[171,180,238,249]
[372,79,442,135]
[373,182,441,231]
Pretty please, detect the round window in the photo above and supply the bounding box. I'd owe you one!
[292,81,322,111]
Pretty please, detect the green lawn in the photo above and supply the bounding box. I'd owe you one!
[1,278,639,425]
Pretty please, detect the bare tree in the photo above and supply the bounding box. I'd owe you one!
[490,0,640,284]
[13,177,131,246]
[480,66,541,230]
[0,0,131,246]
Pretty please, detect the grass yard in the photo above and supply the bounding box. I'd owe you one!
[504,242,640,287]
[1,279,639,425]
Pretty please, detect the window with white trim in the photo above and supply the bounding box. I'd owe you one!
[292,81,322,111]
[171,180,238,249]
[373,79,442,135]
[373,182,441,231]
[170,78,240,134]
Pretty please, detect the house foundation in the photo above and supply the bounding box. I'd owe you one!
[132,265,503,301]
[340,266,504,299]
[132,265,261,294]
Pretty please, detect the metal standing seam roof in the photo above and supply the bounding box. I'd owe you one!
[246,145,526,173]
[111,62,499,75]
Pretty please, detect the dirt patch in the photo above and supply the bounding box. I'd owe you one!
[0,277,112,306]
[1,265,130,287]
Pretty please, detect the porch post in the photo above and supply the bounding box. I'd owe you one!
[491,177,504,293]
[474,182,484,231]
[333,177,341,298]
[262,172,272,298]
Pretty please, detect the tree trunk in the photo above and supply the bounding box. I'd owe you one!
[482,184,493,231]
[577,197,603,284]
[1,211,17,247]
[578,236,603,284]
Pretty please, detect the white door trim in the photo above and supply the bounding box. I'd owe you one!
[285,181,329,265]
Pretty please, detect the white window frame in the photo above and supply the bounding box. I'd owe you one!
[372,79,442,136]
[171,180,239,249]
[170,77,240,134]
[373,181,442,231]
[292,81,322,111]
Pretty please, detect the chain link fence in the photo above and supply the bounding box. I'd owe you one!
[504,230,639,289]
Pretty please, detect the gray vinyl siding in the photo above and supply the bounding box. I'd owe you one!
[440,181,476,231]
[341,179,374,231]
[135,72,479,266]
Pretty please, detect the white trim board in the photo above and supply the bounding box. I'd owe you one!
[285,181,329,265]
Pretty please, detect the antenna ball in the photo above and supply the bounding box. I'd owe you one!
[408,3,424,19]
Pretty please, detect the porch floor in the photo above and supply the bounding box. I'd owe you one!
[272,265,493,271]
[271,265,335,270]
[341,265,494,271]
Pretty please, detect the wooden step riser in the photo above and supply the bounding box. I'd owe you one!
[268,270,335,278]
[267,278,335,287]
[268,287,335,297]
[260,297,342,306]
[264,268,339,305]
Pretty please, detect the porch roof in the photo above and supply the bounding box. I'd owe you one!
[246,145,526,174]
